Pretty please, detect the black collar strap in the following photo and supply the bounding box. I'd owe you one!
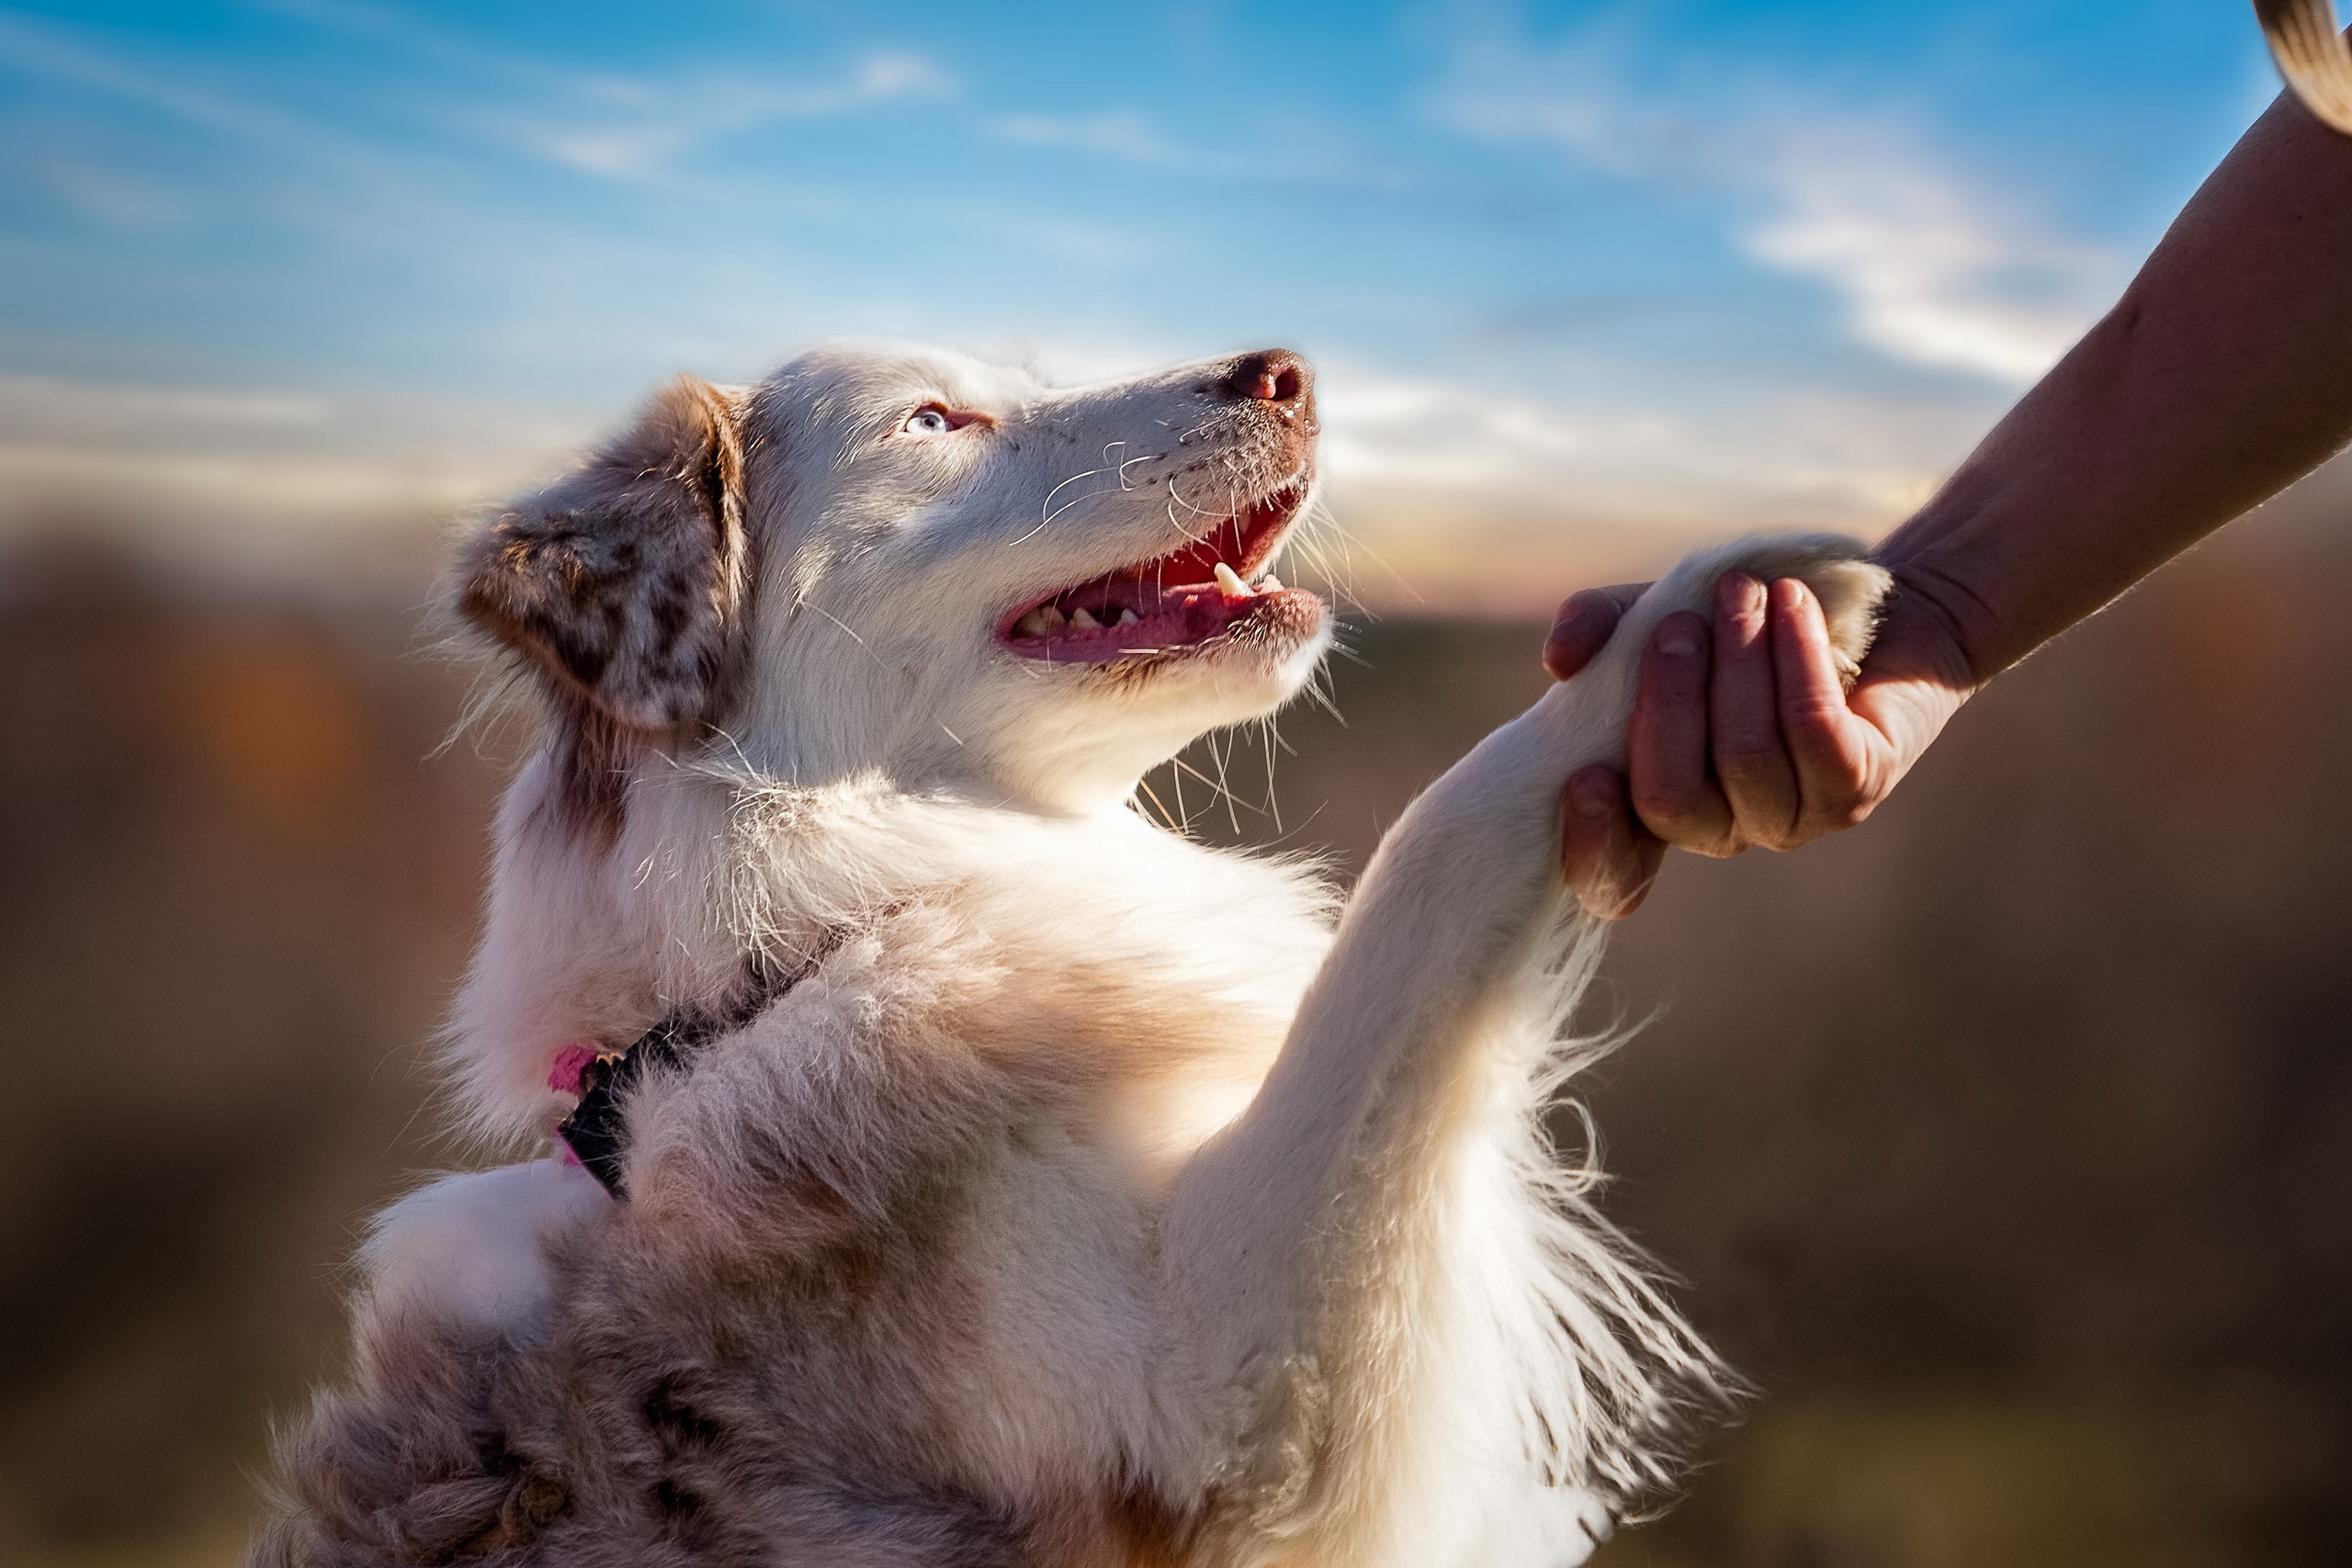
[558,931,843,1199]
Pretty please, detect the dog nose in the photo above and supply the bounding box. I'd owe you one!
[1220,349,1313,413]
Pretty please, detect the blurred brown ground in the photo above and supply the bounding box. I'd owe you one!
[1,480,2347,1566]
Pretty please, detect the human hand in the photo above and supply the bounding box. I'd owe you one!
[1545,567,1979,919]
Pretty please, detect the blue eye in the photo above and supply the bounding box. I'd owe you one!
[903,406,955,435]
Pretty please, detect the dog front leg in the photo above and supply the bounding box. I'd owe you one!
[1155,535,1889,1542]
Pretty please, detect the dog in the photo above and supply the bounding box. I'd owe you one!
[254,343,1888,1566]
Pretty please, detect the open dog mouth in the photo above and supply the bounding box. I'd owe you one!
[998,483,1316,662]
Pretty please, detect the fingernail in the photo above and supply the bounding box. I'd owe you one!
[1568,772,1614,819]
[1655,617,1701,658]
[1717,571,1762,614]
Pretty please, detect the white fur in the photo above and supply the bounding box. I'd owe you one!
[359,1158,610,1335]
[362,342,1890,1565]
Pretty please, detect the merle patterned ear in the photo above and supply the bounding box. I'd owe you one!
[459,376,749,733]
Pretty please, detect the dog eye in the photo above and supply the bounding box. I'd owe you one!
[901,404,968,437]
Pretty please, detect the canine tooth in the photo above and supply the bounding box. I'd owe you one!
[1116,608,1139,626]
[1014,609,1050,637]
[1068,606,1102,630]
[1213,562,1251,597]
[1259,573,1283,592]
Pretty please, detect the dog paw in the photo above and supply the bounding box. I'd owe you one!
[359,1159,610,1337]
[1647,532,1893,685]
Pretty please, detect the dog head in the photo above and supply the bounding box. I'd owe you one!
[458,342,1329,827]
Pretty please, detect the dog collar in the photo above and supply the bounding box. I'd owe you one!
[556,931,843,1199]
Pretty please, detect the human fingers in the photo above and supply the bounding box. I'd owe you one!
[1708,571,1804,849]
[1770,577,1884,840]
[1562,765,1668,919]
[1543,582,1650,681]
[1627,611,1744,855]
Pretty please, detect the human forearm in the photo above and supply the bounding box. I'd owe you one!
[1880,92,2352,680]
[1543,82,2352,909]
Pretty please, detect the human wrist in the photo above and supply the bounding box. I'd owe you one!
[1870,557,2003,692]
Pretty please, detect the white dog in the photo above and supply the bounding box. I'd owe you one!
[256,344,1887,1567]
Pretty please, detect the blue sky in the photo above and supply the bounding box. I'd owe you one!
[0,2,2288,603]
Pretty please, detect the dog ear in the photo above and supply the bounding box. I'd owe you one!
[459,375,750,734]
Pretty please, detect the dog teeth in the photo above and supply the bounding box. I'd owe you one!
[1115,608,1138,626]
[1068,606,1102,630]
[1213,563,1251,598]
[1014,606,1066,638]
[1259,573,1283,592]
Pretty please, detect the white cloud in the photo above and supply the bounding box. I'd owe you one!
[488,52,957,180]
[1431,20,2123,386]
[1738,130,2113,383]
[989,110,1197,167]
[1318,361,1955,517]
[0,373,592,526]
[0,11,316,143]
[982,103,1399,192]
[1310,361,1975,611]
[0,375,331,436]
[246,0,956,180]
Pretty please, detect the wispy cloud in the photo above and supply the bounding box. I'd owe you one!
[250,0,956,179]
[494,53,956,180]
[1736,130,2112,383]
[989,110,1199,168]
[982,105,1399,194]
[0,8,945,359]
[0,10,318,142]
[0,372,588,524]
[1430,16,2123,386]
[1315,361,1976,611]
[0,7,507,226]
[1320,361,1956,516]
[0,374,330,436]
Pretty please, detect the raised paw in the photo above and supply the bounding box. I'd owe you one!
[1643,533,1892,685]
[1532,532,1902,899]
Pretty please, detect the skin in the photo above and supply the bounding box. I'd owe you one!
[1547,91,2352,919]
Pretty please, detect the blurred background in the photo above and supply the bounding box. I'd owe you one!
[2,3,2346,1564]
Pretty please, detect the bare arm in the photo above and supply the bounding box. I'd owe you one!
[1550,90,2352,916]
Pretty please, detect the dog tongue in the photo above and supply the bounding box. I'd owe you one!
[1000,483,1308,660]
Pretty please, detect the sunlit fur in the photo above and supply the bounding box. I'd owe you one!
[255,342,1892,1567]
